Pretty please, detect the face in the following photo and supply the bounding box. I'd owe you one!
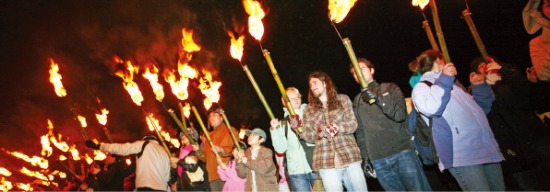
[477,62,488,75]
[284,90,302,110]
[432,57,445,73]
[208,112,223,128]
[247,133,264,146]
[180,135,190,145]
[309,77,326,98]
[352,62,374,84]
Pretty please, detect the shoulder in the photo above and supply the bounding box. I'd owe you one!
[337,94,351,101]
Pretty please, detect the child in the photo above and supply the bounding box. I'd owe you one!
[236,128,278,191]
[217,141,247,191]
[175,152,210,191]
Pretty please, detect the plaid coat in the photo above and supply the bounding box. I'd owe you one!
[301,94,362,171]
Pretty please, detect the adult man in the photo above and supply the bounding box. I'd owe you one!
[351,58,431,191]
[199,106,238,191]
[297,71,368,191]
[86,134,170,191]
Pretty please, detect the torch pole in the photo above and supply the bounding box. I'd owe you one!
[178,102,188,130]
[430,0,451,62]
[241,64,275,119]
[462,9,488,58]
[191,104,221,161]
[219,108,241,150]
[423,20,440,51]
[166,106,204,157]
[102,127,113,143]
[261,48,302,132]
[141,109,171,156]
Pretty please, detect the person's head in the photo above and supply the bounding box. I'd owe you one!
[283,87,302,111]
[245,128,266,147]
[410,50,445,75]
[470,56,489,75]
[179,128,198,146]
[232,141,248,158]
[350,58,375,84]
[143,134,158,142]
[207,107,224,129]
[182,152,200,172]
[307,71,341,110]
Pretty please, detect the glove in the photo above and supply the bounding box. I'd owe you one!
[316,124,339,140]
[362,158,377,178]
[85,140,100,150]
[289,114,302,132]
[361,89,379,104]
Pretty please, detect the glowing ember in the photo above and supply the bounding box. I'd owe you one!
[48,58,67,97]
[77,115,87,128]
[243,0,265,40]
[198,70,221,110]
[328,0,358,23]
[16,183,32,191]
[0,168,11,177]
[181,28,201,53]
[145,113,162,132]
[95,108,109,125]
[228,32,245,61]
[114,60,144,106]
[143,65,165,101]
[6,151,49,169]
[0,177,13,191]
[412,0,429,9]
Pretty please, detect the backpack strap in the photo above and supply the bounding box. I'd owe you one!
[136,140,151,159]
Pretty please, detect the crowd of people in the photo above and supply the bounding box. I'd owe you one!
[69,0,550,191]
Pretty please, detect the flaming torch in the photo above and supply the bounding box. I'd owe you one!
[229,31,275,120]
[95,108,113,143]
[462,0,488,58]
[429,0,451,62]
[76,115,90,140]
[243,0,302,132]
[114,59,171,156]
[412,0,440,51]
[191,104,221,161]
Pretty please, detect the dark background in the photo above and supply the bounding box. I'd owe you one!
[0,0,534,185]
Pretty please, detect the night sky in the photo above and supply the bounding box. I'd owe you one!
[0,0,533,186]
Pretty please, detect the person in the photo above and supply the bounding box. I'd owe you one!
[79,162,104,191]
[350,58,431,191]
[410,50,505,191]
[171,127,210,191]
[198,106,238,191]
[217,141,247,191]
[296,71,368,191]
[236,128,279,191]
[523,0,550,82]
[100,153,133,191]
[269,87,319,191]
[85,134,171,191]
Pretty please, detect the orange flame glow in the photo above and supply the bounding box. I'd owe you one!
[16,183,32,191]
[114,60,144,106]
[48,58,67,97]
[50,135,70,153]
[126,159,132,166]
[243,0,265,41]
[93,150,106,161]
[0,168,11,177]
[182,103,191,118]
[6,151,49,169]
[59,172,66,179]
[198,70,222,110]
[59,155,67,161]
[145,114,162,132]
[412,0,429,9]
[328,0,358,23]
[85,154,93,165]
[164,70,190,101]
[19,167,48,181]
[69,146,80,161]
[181,28,201,53]
[228,32,245,61]
[143,66,165,101]
[239,128,246,140]
[77,115,87,128]
[40,135,52,157]
[161,131,180,148]
[95,108,109,126]
[0,177,13,191]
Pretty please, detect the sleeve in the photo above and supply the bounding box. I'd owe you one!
[523,0,542,34]
[337,94,358,134]
[243,148,276,175]
[300,107,317,143]
[217,164,229,181]
[270,124,288,153]
[236,161,247,179]
[471,83,496,114]
[375,84,408,123]
[412,74,454,117]
[100,141,145,156]
[220,128,239,157]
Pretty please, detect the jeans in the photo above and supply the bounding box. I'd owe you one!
[319,162,368,191]
[371,149,431,191]
[448,163,505,191]
[289,172,316,192]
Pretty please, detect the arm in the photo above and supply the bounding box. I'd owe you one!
[99,141,145,156]
[300,107,318,143]
[269,121,288,153]
[373,84,408,122]
[336,94,358,134]
[471,83,495,114]
[523,0,542,34]
[412,74,454,117]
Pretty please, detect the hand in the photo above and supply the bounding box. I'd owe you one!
[289,114,302,130]
[191,144,200,151]
[469,72,485,85]
[442,63,457,76]
[170,157,180,168]
[361,89,379,104]
[526,67,538,83]
[211,146,223,153]
[85,140,100,150]
[270,119,280,130]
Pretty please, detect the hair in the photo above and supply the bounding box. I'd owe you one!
[349,58,374,74]
[307,71,342,111]
[470,56,501,73]
[283,87,301,101]
[206,105,222,115]
[409,50,444,75]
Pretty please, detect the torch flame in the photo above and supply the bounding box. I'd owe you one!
[143,65,165,101]
[328,0,358,23]
[239,128,246,140]
[6,151,49,169]
[95,108,109,126]
[69,146,80,160]
[59,172,66,179]
[19,167,48,181]
[59,155,67,161]
[16,183,32,191]
[85,154,93,165]
[0,177,13,192]
[0,168,11,177]
[50,135,70,152]
[243,0,265,41]
[48,58,67,97]
[114,60,144,106]
[77,115,87,128]
[145,113,162,132]
[182,103,191,118]
[164,63,197,101]
[181,28,201,53]
[412,0,429,9]
[93,150,106,161]
[40,135,52,157]
[228,32,245,61]
[178,62,198,79]
[125,159,132,166]
[198,70,222,110]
